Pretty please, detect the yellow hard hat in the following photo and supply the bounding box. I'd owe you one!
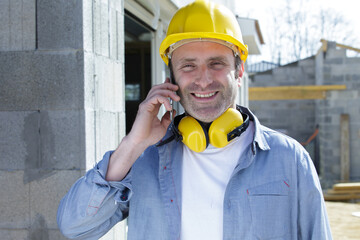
[159,0,248,65]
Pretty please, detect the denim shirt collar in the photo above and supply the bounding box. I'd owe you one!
[237,106,271,154]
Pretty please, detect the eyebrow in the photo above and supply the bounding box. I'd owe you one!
[177,55,229,64]
[208,56,229,63]
[177,58,197,64]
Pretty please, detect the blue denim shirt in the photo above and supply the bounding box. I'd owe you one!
[57,107,332,240]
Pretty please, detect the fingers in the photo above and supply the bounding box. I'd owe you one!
[135,80,180,127]
[150,81,179,93]
[144,82,180,109]
[144,94,173,112]
[146,88,179,102]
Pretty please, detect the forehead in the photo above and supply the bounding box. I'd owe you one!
[171,41,234,63]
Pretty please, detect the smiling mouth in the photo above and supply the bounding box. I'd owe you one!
[192,92,218,98]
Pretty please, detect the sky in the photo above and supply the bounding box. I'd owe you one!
[172,0,360,64]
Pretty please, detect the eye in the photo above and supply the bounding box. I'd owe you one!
[209,61,226,70]
[181,64,196,72]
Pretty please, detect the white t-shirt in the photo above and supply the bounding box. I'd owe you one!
[181,121,254,240]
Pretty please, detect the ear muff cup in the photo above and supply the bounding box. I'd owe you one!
[178,116,209,153]
[177,108,244,152]
[209,108,244,148]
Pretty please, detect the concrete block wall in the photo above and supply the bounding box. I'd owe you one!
[250,99,316,143]
[315,42,360,188]
[249,57,317,143]
[251,57,316,87]
[249,41,360,189]
[0,0,126,239]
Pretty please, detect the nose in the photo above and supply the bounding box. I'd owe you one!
[194,65,213,89]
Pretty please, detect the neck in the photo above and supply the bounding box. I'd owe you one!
[198,120,211,131]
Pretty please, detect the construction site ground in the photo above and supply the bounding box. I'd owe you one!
[326,201,360,239]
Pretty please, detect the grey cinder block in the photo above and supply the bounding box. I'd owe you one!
[0,229,28,240]
[0,111,31,170]
[30,170,82,229]
[0,51,84,111]
[36,0,83,49]
[0,171,30,228]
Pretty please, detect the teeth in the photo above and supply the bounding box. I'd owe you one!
[194,92,216,98]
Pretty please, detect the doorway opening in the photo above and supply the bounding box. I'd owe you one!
[124,13,152,134]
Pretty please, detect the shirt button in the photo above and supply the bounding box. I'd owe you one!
[227,200,231,208]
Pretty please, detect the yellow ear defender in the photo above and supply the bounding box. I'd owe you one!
[178,116,209,152]
[177,108,248,152]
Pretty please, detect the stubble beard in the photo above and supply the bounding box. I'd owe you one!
[178,82,237,123]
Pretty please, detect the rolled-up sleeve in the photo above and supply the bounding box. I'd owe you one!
[57,151,133,240]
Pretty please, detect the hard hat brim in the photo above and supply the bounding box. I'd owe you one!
[159,32,248,65]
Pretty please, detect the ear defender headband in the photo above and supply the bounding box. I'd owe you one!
[176,108,249,152]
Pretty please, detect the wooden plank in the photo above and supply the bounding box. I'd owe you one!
[249,85,346,101]
[250,85,347,91]
[333,183,360,191]
[250,89,325,100]
[327,189,360,195]
[324,182,360,201]
[340,114,350,182]
[324,193,360,201]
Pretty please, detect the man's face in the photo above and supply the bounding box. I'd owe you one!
[171,41,242,123]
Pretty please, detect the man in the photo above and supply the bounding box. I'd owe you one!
[57,0,332,239]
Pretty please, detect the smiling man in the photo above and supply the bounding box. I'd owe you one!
[57,0,332,239]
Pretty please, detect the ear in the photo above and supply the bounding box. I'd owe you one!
[237,62,244,87]
[239,62,244,78]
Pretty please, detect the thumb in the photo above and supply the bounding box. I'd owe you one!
[160,111,171,129]
[160,109,176,129]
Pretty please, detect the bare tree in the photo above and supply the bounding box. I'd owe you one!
[264,0,357,65]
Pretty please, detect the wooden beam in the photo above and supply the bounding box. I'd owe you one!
[324,193,360,201]
[340,114,350,182]
[320,39,360,53]
[249,85,346,101]
[333,182,360,191]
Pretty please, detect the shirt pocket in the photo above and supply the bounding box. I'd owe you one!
[247,180,291,239]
